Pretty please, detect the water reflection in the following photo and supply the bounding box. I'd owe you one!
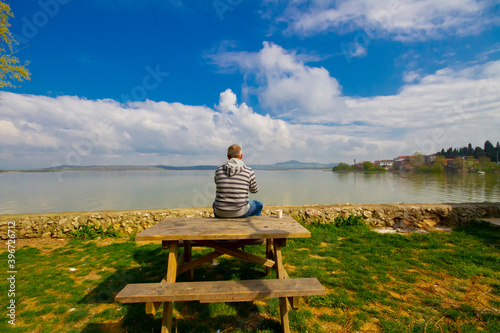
[0,170,498,214]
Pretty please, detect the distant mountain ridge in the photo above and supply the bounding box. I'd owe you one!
[19,160,337,172]
[250,160,337,170]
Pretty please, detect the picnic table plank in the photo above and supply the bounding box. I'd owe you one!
[115,278,326,303]
[177,251,223,275]
[195,240,276,268]
[135,216,310,242]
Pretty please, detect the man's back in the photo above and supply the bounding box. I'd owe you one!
[213,144,262,218]
[214,158,258,214]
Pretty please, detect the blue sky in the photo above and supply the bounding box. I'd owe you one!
[1,0,499,169]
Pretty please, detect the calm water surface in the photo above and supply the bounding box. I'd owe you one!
[0,170,499,214]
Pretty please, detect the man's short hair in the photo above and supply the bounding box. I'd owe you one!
[227,144,242,158]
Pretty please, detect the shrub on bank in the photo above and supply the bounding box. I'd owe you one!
[418,163,445,173]
[332,162,386,172]
[332,214,367,227]
[68,224,122,240]
[332,162,352,171]
[479,161,500,173]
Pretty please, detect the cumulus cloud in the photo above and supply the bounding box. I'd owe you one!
[210,42,500,158]
[272,0,499,41]
[2,43,499,169]
[210,42,347,122]
[0,90,294,169]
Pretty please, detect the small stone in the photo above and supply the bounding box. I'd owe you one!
[422,219,437,228]
[392,220,411,230]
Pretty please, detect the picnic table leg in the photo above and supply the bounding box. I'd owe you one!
[161,241,179,333]
[273,239,290,333]
[266,238,273,276]
[184,240,194,280]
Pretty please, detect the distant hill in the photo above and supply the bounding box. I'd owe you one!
[24,165,163,172]
[155,165,216,171]
[251,160,338,170]
[18,161,338,172]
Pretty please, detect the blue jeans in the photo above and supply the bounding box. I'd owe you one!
[241,200,263,217]
[213,200,263,218]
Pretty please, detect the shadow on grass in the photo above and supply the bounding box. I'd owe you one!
[456,219,500,249]
[80,321,126,333]
[80,304,162,333]
[79,242,283,332]
[79,244,168,305]
[80,310,279,333]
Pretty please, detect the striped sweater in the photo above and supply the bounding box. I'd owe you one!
[214,158,259,213]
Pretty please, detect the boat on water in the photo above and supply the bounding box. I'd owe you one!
[477,171,486,174]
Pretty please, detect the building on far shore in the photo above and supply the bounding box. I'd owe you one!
[393,156,410,170]
[444,158,455,168]
[375,160,394,169]
[352,153,490,172]
[424,154,437,164]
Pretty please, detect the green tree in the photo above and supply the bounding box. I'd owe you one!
[478,156,491,166]
[417,165,431,173]
[451,157,464,169]
[332,162,351,171]
[1,1,30,89]
[363,161,374,171]
[496,141,500,163]
[484,140,496,161]
[430,163,444,173]
[473,146,484,159]
[464,158,476,171]
[409,151,424,167]
[434,155,446,166]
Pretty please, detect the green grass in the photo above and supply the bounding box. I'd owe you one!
[1,219,499,332]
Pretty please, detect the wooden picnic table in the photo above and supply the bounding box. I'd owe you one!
[115,215,325,333]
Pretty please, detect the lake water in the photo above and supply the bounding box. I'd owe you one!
[1,170,499,214]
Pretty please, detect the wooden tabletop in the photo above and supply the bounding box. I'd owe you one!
[135,215,311,242]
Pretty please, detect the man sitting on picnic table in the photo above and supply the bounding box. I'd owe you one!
[213,144,263,218]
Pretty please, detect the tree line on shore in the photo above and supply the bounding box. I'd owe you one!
[438,140,500,162]
[333,139,500,173]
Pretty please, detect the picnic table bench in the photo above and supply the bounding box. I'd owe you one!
[115,215,326,333]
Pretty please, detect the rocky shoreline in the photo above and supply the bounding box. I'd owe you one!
[1,202,499,240]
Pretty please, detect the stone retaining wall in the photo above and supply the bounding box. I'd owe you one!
[1,203,499,240]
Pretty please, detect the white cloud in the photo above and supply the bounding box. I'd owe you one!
[211,42,500,157]
[0,120,21,144]
[273,0,499,41]
[1,44,499,169]
[403,70,421,83]
[0,90,293,169]
[210,42,347,121]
